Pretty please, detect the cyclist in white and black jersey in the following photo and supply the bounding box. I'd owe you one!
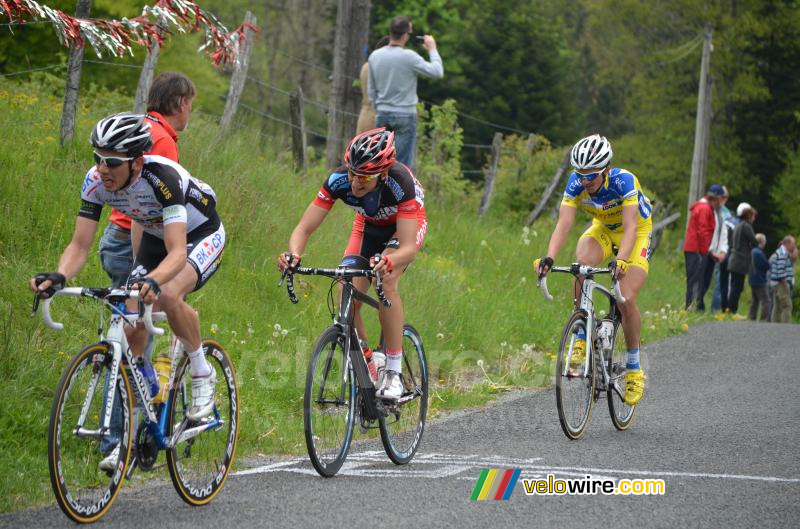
[30,113,223,420]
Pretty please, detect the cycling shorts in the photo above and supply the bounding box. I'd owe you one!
[340,211,427,270]
[130,220,225,291]
[580,219,652,273]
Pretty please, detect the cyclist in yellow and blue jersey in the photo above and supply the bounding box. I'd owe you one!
[535,134,651,405]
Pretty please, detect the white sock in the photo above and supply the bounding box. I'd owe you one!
[188,346,212,377]
[386,350,403,373]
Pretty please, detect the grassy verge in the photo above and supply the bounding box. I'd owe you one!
[0,78,713,512]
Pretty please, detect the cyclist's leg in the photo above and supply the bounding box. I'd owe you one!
[164,224,225,371]
[341,216,393,349]
[378,211,426,374]
[575,221,611,300]
[615,227,651,350]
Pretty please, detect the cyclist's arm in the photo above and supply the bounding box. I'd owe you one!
[147,221,188,285]
[131,220,143,257]
[616,204,639,262]
[56,216,100,280]
[385,216,418,270]
[288,203,330,257]
[546,204,577,260]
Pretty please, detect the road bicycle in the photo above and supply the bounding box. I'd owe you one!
[538,263,636,440]
[34,286,238,523]
[280,260,428,477]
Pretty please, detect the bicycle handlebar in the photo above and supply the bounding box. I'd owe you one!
[279,265,391,307]
[36,287,165,336]
[537,264,626,305]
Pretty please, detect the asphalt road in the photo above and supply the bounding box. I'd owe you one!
[3,321,799,528]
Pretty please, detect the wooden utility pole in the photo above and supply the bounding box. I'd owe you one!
[326,0,371,169]
[219,11,257,136]
[59,0,92,145]
[687,25,713,216]
[133,21,164,114]
[289,86,308,172]
[478,133,503,217]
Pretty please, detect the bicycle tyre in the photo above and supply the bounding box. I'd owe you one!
[166,340,239,505]
[379,324,428,465]
[304,326,356,477]
[48,342,134,523]
[555,310,595,440]
[607,319,636,430]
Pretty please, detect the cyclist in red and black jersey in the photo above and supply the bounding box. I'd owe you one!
[279,128,427,401]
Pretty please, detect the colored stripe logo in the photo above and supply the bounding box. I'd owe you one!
[470,469,521,500]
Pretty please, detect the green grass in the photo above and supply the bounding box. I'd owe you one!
[0,78,712,512]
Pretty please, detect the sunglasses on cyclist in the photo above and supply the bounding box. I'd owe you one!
[348,169,380,183]
[576,168,606,182]
[93,151,134,168]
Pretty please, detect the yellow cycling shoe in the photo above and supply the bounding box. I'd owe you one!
[569,338,586,366]
[624,369,646,405]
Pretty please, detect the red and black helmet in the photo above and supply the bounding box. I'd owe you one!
[344,128,396,177]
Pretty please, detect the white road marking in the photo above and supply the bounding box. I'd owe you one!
[233,453,800,484]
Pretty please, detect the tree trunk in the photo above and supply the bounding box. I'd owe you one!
[59,0,92,145]
[133,29,162,114]
[325,0,371,169]
[219,11,258,136]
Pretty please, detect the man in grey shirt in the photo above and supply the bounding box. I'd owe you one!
[368,15,444,168]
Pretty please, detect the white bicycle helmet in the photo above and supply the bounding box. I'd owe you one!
[90,113,153,155]
[570,134,613,170]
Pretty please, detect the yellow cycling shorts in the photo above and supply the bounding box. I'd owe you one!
[579,219,653,273]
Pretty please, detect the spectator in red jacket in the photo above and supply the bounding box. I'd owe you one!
[684,184,726,310]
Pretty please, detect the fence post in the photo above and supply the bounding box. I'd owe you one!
[526,149,570,226]
[289,85,307,172]
[59,0,92,145]
[133,21,163,114]
[478,132,503,217]
[219,11,257,136]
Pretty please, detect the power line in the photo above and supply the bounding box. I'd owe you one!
[83,59,143,69]
[236,100,333,141]
[245,74,360,117]
[0,63,65,77]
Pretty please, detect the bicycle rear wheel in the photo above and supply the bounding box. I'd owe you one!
[304,326,356,477]
[555,310,595,440]
[48,343,134,523]
[167,340,239,505]
[607,319,636,430]
[379,324,428,465]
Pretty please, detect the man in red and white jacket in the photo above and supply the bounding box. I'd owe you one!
[684,184,726,310]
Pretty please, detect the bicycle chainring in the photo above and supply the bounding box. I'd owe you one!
[135,421,159,471]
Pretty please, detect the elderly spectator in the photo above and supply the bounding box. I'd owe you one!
[748,233,770,321]
[683,184,726,310]
[727,204,758,315]
[770,235,797,323]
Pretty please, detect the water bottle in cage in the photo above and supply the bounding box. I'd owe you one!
[597,318,615,351]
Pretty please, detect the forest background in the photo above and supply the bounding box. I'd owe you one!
[2,0,799,242]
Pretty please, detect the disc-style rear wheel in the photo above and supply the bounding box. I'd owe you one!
[379,324,428,464]
[304,326,355,477]
[166,340,239,505]
[48,343,134,523]
[607,319,636,430]
[555,310,595,440]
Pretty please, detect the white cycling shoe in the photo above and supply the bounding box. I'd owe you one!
[98,444,120,472]
[376,369,404,401]
[187,369,217,420]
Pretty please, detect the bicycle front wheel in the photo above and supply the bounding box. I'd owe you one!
[379,324,428,465]
[607,319,636,430]
[166,340,239,505]
[304,326,356,477]
[555,310,595,440]
[48,343,134,523]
